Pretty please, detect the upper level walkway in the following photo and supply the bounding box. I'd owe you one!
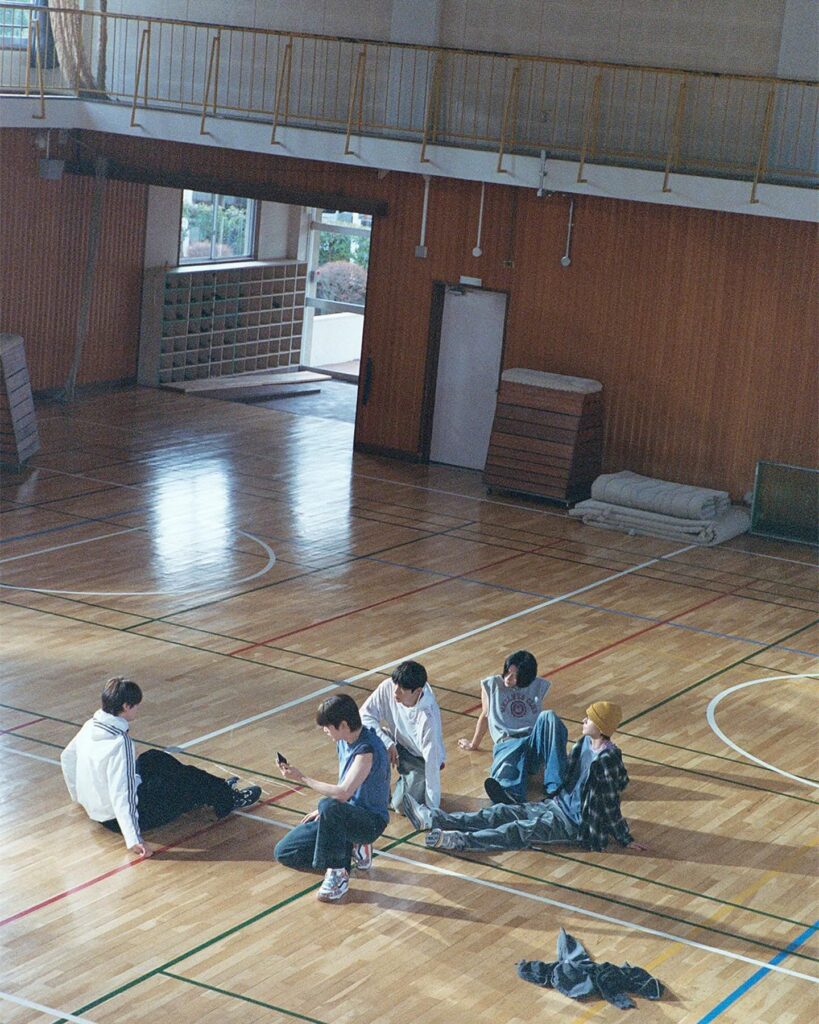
[1,3,817,220]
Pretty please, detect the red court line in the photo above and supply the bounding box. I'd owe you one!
[463,589,731,713]
[229,539,563,657]
[0,716,46,735]
[0,786,299,929]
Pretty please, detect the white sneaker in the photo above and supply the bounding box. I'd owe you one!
[352,843,373,870]
[317,867,349,902]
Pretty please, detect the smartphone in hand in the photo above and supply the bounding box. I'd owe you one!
[276,751,288,766]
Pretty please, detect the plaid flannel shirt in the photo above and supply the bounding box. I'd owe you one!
[563,739,632,852]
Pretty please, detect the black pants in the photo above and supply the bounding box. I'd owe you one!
[102,749,234,834]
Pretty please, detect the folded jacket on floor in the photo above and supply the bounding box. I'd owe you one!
[517,927,664,1009]
[590,471,730,520]
[569,501,751,546]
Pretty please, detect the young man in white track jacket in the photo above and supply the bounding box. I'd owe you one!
[360,660,446,812]
[61,677,261,857]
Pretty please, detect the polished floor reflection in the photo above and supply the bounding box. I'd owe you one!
[1,386,817,1024]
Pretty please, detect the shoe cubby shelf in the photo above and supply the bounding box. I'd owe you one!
[138,261,307,386]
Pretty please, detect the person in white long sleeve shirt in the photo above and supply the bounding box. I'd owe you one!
[360,661,446,812]
[61,677,261,857]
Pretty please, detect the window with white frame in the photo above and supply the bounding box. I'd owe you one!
[0,0,37,49]
[179,191,257,264]
[307,209,371,315]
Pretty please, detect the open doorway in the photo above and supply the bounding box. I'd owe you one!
[424,283,507,470]
[296,208,371,422]
[139,190,372,427]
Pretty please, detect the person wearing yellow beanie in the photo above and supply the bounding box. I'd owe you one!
[585,701,622,738]
[403,700,648,856]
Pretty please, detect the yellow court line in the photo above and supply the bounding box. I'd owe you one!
[568,835,819,1024]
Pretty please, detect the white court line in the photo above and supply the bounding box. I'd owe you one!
[707,674,819,788]
[175,544,695,749]
[235,811,819,985]
[0,746,61,765]
[0,989,99,1024]
[0,528,140,564]
[0,530,276,597]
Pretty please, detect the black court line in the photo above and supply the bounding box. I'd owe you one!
[399,840,819,965]
[160,971,328,1024]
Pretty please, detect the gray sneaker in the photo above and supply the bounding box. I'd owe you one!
[317,867,349,902]
[402,792,433,831]
[425,829,466,851]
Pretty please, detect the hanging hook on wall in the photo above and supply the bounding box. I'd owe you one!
[472,181,485,258]
[560,197,575,268]
[415,174,430,258]
[536,148,548,197]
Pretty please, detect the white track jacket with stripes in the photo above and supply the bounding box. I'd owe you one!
[61,710,142,849]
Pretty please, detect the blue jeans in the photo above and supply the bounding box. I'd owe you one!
[430,799,578,851]
[490,710,569,801]
[273,797,387,871]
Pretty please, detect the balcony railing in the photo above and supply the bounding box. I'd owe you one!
[2,3,817,195]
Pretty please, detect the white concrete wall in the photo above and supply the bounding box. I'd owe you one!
[143,186,182,268]
[105,0,817,77]
[307,312,363,366]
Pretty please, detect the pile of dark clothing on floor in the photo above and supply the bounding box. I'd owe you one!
[517,928,664,1010]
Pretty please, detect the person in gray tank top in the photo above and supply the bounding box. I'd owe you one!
[457,650,561,802]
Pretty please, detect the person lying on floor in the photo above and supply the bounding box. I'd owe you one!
[457,649,560,805]
[274,693,390,903]
[61,677,261,858]
[405,702,647,854]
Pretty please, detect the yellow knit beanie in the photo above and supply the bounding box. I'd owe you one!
[586,701,622,737]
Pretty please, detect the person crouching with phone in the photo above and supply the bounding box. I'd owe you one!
[274,693,390,902]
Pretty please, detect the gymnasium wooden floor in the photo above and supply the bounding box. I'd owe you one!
[1,387,817,1024]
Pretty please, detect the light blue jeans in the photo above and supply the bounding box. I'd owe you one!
[490,710,569,801]
[430,799,578,851]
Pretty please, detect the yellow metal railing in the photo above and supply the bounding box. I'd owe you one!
[1,3,817,191]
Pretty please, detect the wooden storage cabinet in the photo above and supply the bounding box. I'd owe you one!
[483,369,603,504]
[138,261,307,386]
[0,334,40,469]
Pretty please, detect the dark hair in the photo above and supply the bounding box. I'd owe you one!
[316,693,361,731]
[101,677,142,716]
[502,650,538,688]
[391,660,427,691]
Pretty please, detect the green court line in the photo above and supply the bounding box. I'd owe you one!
[401,839,819,965]
[56,830,418,1023]
[160,971,328,1023]
[621,619,819,726]
[743,660,816,674]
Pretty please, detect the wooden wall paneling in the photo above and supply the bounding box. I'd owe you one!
[0,130,147,392]
[4,128,816,498]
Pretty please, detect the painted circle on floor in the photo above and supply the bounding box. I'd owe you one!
[0,529,276,597]
[706,673,819,789]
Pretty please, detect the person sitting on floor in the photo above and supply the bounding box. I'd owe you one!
[457,649,559,804]
[60,677,261,858]
[274,693,390,903]
[360,660,446,815]
[406,702,647,855]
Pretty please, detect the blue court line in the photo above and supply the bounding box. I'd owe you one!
[696,920,819,1022]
